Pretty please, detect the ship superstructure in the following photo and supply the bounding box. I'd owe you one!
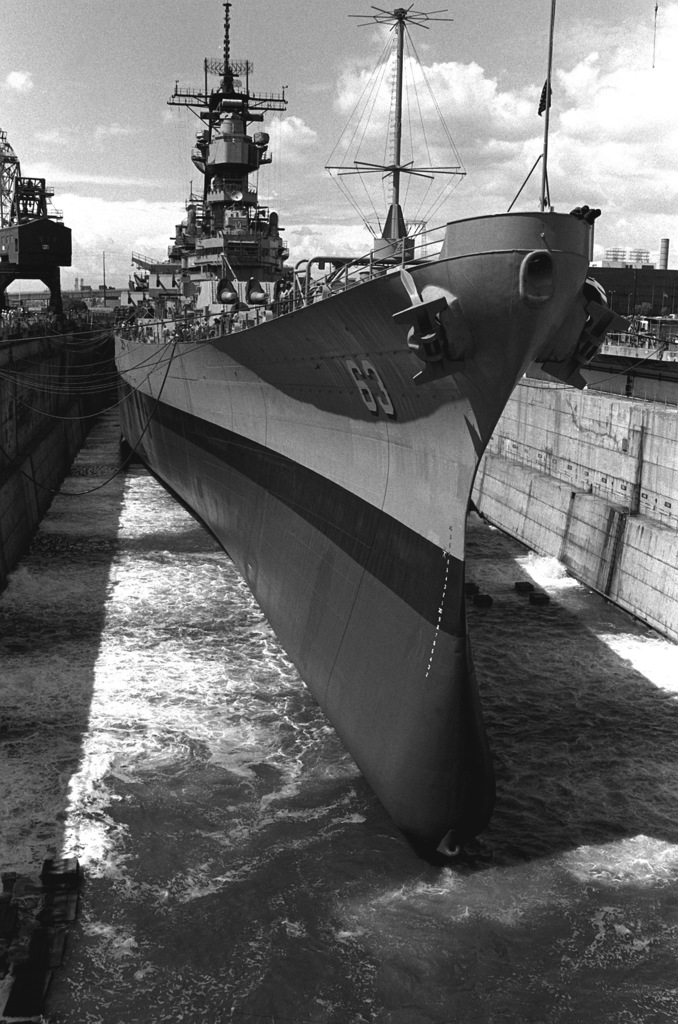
[128,3,288,317]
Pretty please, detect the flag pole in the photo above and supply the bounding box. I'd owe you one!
[540,0,557,212]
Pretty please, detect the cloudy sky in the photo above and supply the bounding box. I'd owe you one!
[1,0,676,287]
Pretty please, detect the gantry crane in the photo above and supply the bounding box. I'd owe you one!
[0,127,71,312]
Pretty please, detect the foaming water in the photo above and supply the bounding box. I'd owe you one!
[516,550,677,692]
[56,468,358,890]
[2,416,678,1023]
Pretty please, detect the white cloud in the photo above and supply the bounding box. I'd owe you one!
[4,71,33,92]
[94,123,139,141]
[27,162,160,189]
[33,130,69,147]
[284,221,372,261]
[539,7,678,260]
[335,57,535,152]
[266,115,318,163]
[57,194,185,287]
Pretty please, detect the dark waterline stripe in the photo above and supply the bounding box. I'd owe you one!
[133,392,466,635]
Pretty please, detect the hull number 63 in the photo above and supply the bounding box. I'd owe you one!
[345,358,396,418]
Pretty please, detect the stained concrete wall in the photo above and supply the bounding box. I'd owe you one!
[0,335,110,590]
[0,408,89,587]
[474,380,678,642]
[559,494,628,595]
[612,516,678,637]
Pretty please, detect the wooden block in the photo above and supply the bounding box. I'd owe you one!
[1,872,17,894]
[0,899,18,942]
[40,857,80,891]
[29,925,69,969]
[37,890,79,925]
[2,962,52,1019]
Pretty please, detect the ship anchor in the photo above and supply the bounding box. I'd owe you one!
[393,267,470,384]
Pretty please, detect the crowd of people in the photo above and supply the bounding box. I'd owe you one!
[0,307,66,340]
[116,299,298,343]
[118,312,244,344]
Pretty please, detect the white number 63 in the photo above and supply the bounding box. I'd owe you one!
[345,358,395,417]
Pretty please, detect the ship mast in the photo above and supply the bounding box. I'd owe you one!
[391,8,406,214]
[365,6,455,243]
[327,6,463,251]
[540,0,556,212]
[223,1,231,79]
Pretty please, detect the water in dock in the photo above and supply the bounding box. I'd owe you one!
[1,410,677,1023]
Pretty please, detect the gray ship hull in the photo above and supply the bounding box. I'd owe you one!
[119,387,492,836]
[116,212,596,841]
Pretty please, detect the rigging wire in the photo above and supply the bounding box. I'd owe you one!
[0,341,181,497]
[406,32,465,227]
[353,49,392,233]
[1,330,225,420]
[0,341,147,397]
[519,345,671,391]
[0,309,229,391]
[325,19,465,236]
[325,34,394,234]
[326,35,392,169]
[0,324,113,347]
[404,34,429,222]
[401,36,415,214]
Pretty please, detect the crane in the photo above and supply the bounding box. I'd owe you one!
[0,127,71,311]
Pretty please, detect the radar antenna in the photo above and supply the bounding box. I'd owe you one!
[326,7,464,247]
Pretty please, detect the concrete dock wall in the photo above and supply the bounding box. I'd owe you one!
[0,407,89,587]
[474,379,678,641]
[0,334,110,590]
[612,516,678,637]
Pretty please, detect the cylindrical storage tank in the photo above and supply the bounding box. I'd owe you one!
[659,238,670,270]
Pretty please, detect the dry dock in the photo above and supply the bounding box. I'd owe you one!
[1,410,678,1023]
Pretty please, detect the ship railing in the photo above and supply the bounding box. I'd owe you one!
[600,335,678,362]
[117,307,283,345]
[291,223,447,309]
[131,251,180,273]
[115,224,449,343]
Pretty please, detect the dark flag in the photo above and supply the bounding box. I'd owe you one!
[538,79,552,116]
